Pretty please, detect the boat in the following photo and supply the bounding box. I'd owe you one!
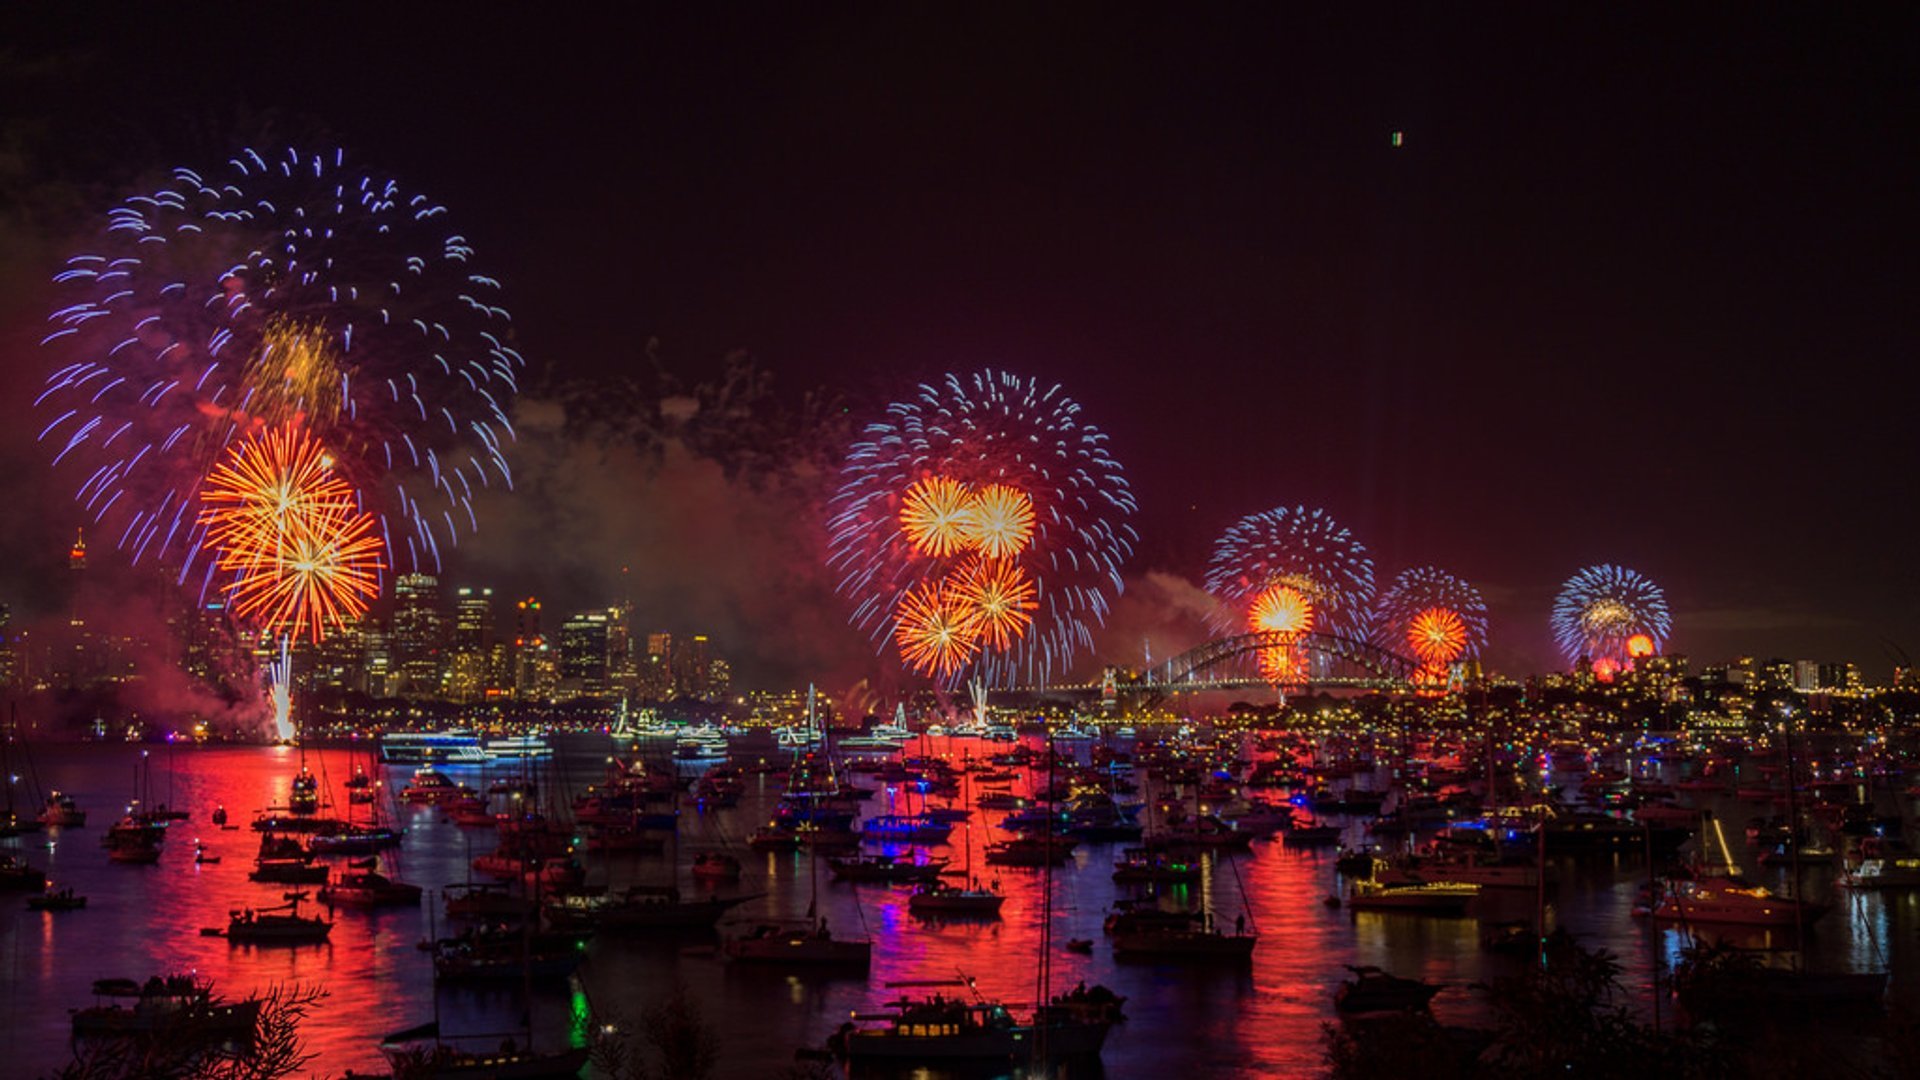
[401,768,474,805]
[28,885,87,911]
[287,767,322,816]
[378,1024,590,1078]
[691,851,742,883]
[907,878,1006,916]
[482,734,553,759]
[443,882,536,922]
[1369,849,1540,890]
[859,814,954,843]
[1839,855,1920,889]
[71,974,262,1040]
[318,868,425,908]
[1112,848,1201,884]
[432,925,585,983]
[217,893,334,944]
[1347,879,1481,915]
[983,836,1076,866]
[308,823,404,855]
[544,885,760,932]
[0,852,49,890]
[1334,965,1443,1012]
[378,730,486,764]
[828,852,948,883]
[1111,918,1257,962]
[830,978,1114,1066]
[39,791,87,828]
[723,918,873,969]
[1639,878,1828,928]
[378,1021,589,1078]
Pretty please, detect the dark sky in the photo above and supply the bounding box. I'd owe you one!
[2,7,1916,681]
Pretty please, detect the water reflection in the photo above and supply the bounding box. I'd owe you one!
[0,737,1909,1078]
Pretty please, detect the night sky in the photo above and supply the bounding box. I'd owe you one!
[1,8,1915,684]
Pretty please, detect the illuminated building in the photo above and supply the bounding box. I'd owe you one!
[640,632,673,699]
[444,587,495,703]
[606,602,635,699]
[680,634,712,700]
[391,573,446,698]
[558,611,611,699]
[0,603,12,687]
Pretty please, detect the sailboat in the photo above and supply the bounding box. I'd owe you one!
[725,796,872,970]
[908,769,1003,917]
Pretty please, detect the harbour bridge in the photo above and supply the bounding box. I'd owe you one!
[1029,630,1439,706]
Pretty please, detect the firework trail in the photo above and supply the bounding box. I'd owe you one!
[829,370,1136,685]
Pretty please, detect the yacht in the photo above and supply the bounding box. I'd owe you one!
[72,975,262,1039]
[1640,878,1828,927]
[1839,855,1920,889]
[831,980,1114,1065]
[219,894,333,944]
[724,918,872,968]
[481,734,553,759]
[377,731,485,764]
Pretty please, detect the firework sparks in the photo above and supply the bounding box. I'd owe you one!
[961,483,1036,560]
[1551,564,1670,672]
[893,578,982,679]
[831,370,1135,685]
[1371,566,1489,670]
[950,557,1040,652]
[1206,505,1374,639]
[899,475,976,558]
[38,145,522,579]
[199,427,384,642]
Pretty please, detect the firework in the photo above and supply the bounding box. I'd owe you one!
[1249,583,1314,684]
[199,427,383,641]
[38,145,522,581]
[1406,608,1469,670]
[899,475,975,558]
[1551,564,1670,671]
[961,483,1036,560]
[950,557,1039,652]
[1370,566,1489,671]
[1205,506,1374,639]
[829,370,1136,685]
[892,578,982,680]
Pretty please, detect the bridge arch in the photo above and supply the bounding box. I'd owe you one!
[1120,630,1422,697]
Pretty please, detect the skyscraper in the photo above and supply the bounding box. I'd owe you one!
[557,611,610,699]
[446,587,495,702]
[391,574,446,698]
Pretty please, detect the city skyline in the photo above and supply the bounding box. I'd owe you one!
[0,10,1914,686]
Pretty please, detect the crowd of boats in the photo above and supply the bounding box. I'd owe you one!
[8,712,1914,1074]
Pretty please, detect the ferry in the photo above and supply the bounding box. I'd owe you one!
[481,734,553,759]
[378,731,484,764]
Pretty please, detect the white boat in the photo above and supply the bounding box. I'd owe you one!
[1838,856,1920,890]
[379,731,485,764]
[482,734,552,759]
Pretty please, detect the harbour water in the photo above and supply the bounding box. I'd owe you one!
[0,735,1912,1078]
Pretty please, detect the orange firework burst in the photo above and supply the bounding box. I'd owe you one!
[900,475,975,558]
[961,483,1036,559]
[893,578,981,679]
[1249,584,1314,637]
[1406,607,1469,671]
[199,427,384,642]
[1258,644,1304,683]
[1625,633,1656,659]
[1249,584,1313,685]
[950,557,1039,651]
